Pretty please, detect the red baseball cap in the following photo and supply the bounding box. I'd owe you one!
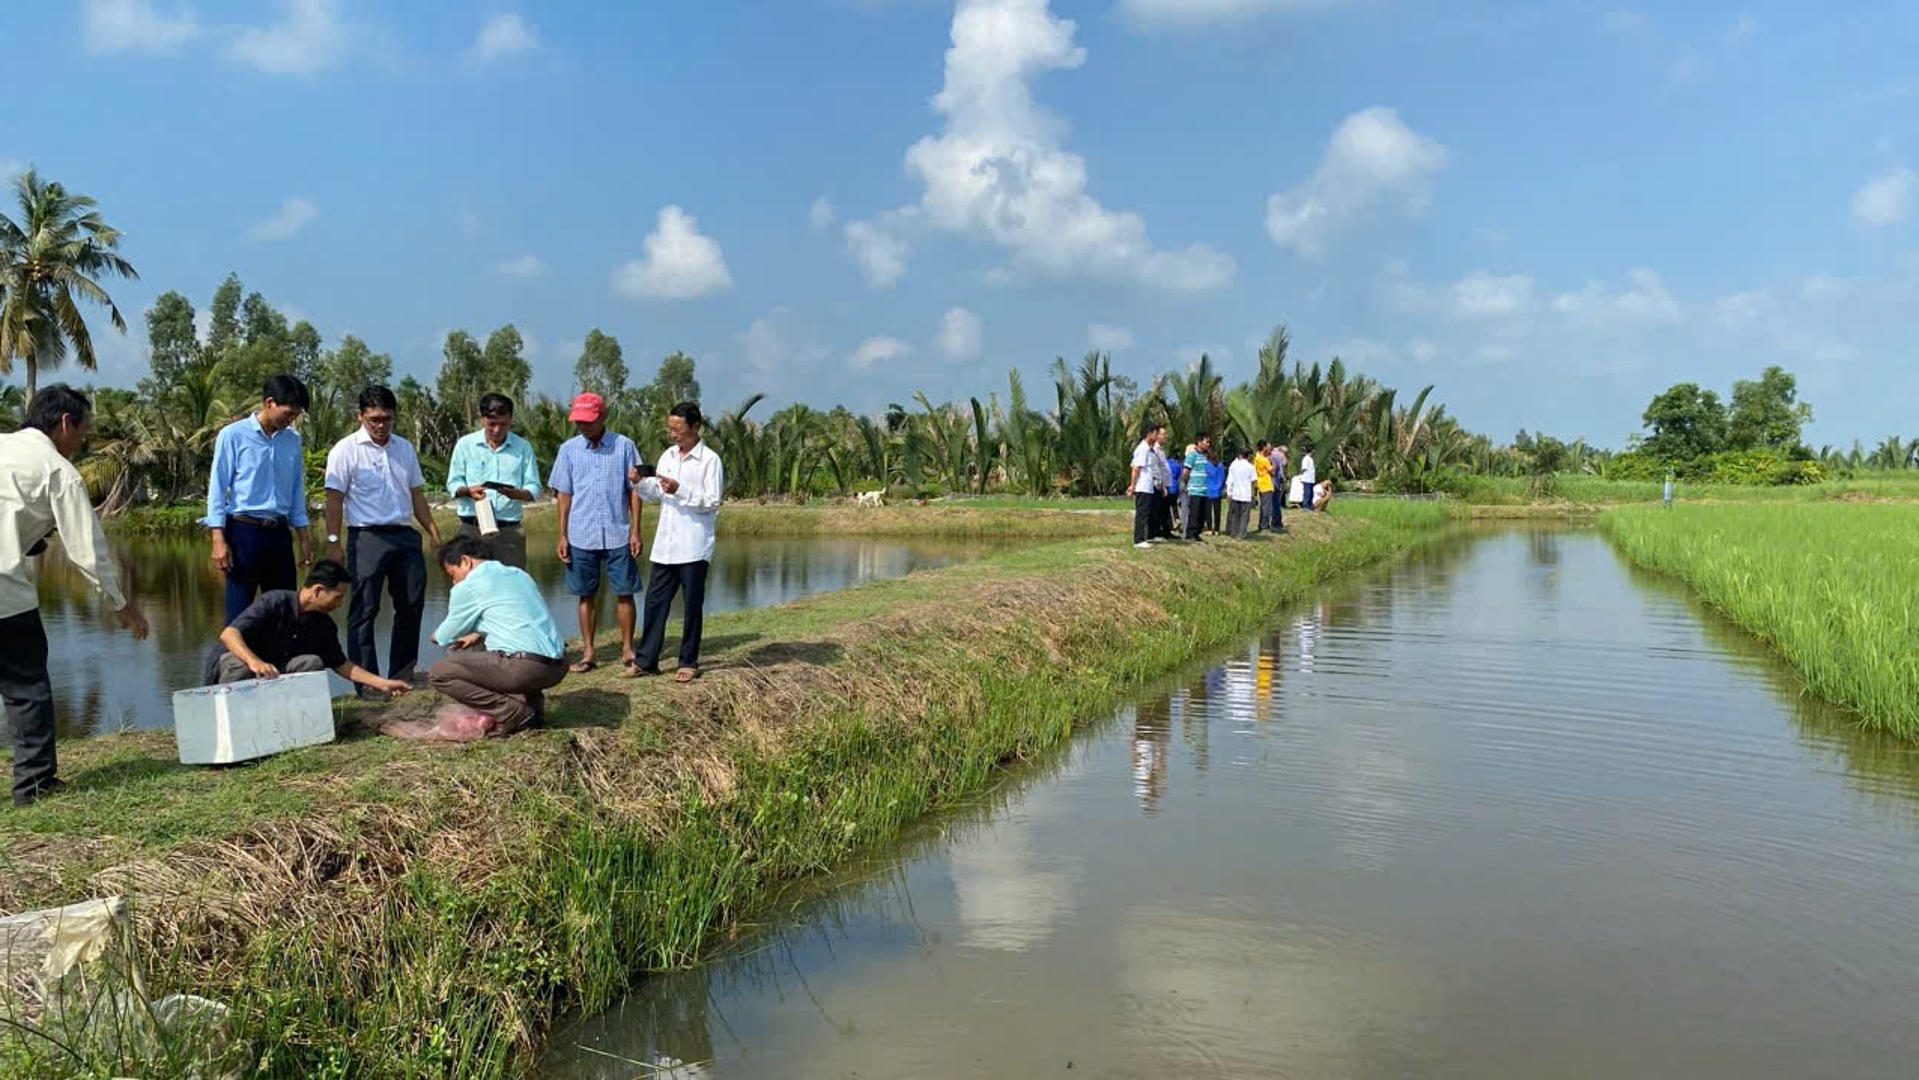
[568,393,605,423]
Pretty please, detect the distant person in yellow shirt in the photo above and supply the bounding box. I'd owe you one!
[1253,440,1276,532]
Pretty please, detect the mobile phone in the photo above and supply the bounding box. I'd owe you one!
[482,480,512,491]
[634,463,656,479]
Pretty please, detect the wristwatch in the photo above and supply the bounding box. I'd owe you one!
[326,533,340,544]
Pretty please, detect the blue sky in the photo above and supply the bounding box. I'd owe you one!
[3,0,1915,448]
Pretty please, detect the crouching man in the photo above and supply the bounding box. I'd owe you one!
[427,536,568,735]
[204,559,412,699]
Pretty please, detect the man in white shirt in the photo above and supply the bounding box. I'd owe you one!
[322,386,444,694]
[629,402,725,682]
[1127,423,1164,549]
[0,386,150,806]
[1296,446,1318,512]
[1225,447,1258,539]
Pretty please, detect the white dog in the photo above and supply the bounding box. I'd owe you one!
[856,490,885,508]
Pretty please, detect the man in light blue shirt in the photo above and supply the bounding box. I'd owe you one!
[445,393,542,569]
[205,374,311,624]
[549,393,642,673]
[426,535,568,735]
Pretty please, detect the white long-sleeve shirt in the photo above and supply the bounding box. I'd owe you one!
[1298,453,1316,484]
[637,440,725,564]
[0,428,127,620]
[1226,458,1257,503]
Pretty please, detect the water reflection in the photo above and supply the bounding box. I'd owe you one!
[541,529,1919,1079]
[22,530,1002,737]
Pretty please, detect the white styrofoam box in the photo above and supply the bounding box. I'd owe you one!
[172,671,336,765]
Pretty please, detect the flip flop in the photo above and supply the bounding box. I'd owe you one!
[617,660,658,679]
[569,659,597,674]
[673,666,701,683]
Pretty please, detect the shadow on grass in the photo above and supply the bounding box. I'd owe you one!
[545,689,630,730]
[738,640,844,667]
[63,753,176,794]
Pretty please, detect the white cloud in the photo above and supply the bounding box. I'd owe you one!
[808,196,836,232]
[938,307,982,360]
[1852,166,1914,227]
[469,13,537,62]
[1406,337,1438,364]
[1329,337,1396,367]
[1087,323,1135,352]
[1265,106,1449,257]
[611,206,734,301]
[1449,270,1534,320]
[737,307,831,375]
[1552,268,1682,328]
[1713,289,1768,329]
[0,160,23,181]
[492,253,547,279]
[1800,274,1849,301]
[245,196,319,242]
[870,0,1231,292]
[1117,0,1347,29]
[81,0,201,53]
[1476,342,1522,364]
[849,336,910,372]
[844,216,911,287]
[229,0,349,75]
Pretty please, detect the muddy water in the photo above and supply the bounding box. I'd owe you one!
[25,532,1000,738]
[540,528,1919,1079]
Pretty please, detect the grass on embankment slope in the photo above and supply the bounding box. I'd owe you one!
[4,500,1446,1078]
[1603,504,1919,740]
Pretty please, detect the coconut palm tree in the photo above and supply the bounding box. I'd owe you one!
[0,169,139,403]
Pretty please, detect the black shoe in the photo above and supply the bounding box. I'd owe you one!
[13,777,68,808]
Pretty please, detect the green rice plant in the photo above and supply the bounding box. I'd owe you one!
[1603,504,1919,739]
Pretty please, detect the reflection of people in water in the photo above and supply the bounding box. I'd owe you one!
[1296,604,1323,675]
[1130,702,1172,812]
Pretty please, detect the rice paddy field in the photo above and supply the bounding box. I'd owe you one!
[1603,504,1919,739]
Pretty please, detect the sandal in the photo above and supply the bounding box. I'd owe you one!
[673,666,701,683]
[618,660,660,679]
[568,659,597,674]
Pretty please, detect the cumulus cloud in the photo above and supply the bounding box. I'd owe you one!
[1265,106,1449,257]
[611,206,734,301]
[1087,323,1135,352]
[939,307,982,360]
[808,196,836,232]
[1713,289,1768,329]
[245,197,319,241]
[737,307,830,376]
[1852,166,1914,227]
[861,0,1231,292]
[1117,0,1348,29]
[1387,267,1534,323]
[492,253,547,279]
[81,0,201,53]
[1406,337,1438,364]
[229,0,349,75]
[469,13,537,62]
[1800,273,1849,301]
[1551,268,1682,328]
[849,336,910,372]
[844,215,911,288]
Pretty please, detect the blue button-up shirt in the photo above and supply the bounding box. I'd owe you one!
[433,560,565,658]
[205,414,308,528]
[547,432,639,552]
[446,430,542,524]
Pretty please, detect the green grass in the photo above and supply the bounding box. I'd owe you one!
[1465,472,1919,506]
[1602,503,1919,739]
[4,500,1449,1078]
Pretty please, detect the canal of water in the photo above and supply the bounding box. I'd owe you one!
[538,526,1919,1079]
[30,531,999,738]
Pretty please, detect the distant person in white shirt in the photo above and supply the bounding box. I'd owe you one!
[1225,447,1258,539]
[323,385,443,694]
[629,402,725,682]
[1128,423,1164,549]
[1295,446,1318,512]
[0,386,150,806]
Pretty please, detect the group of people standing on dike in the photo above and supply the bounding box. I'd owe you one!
[0,375,724,807]
[1128,424,1331,548]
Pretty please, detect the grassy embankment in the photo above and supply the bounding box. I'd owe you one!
[4,500,1448,1078]
[1603,503,1919,740]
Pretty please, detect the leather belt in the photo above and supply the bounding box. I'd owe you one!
[228,513,287,529]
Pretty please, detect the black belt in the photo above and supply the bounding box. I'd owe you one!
[228,513,287,529]
[498,651,562,664]
[349,524,415,534]
[457,517,521,527]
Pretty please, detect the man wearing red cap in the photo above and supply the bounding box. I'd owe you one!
[547,393,643,674]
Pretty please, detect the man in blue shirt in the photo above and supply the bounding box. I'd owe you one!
[1183,433,1212,541]
[427,536,568,735]
[205,374,312,625]
[548,393,642,674]
[445,393,542,569]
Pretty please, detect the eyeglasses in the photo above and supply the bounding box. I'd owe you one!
[362,413,395,425]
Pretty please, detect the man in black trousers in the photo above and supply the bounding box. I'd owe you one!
[0,387,151,806]
[631,403,726,682]
[1128,423,1164,549]
[321,386,443,695]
